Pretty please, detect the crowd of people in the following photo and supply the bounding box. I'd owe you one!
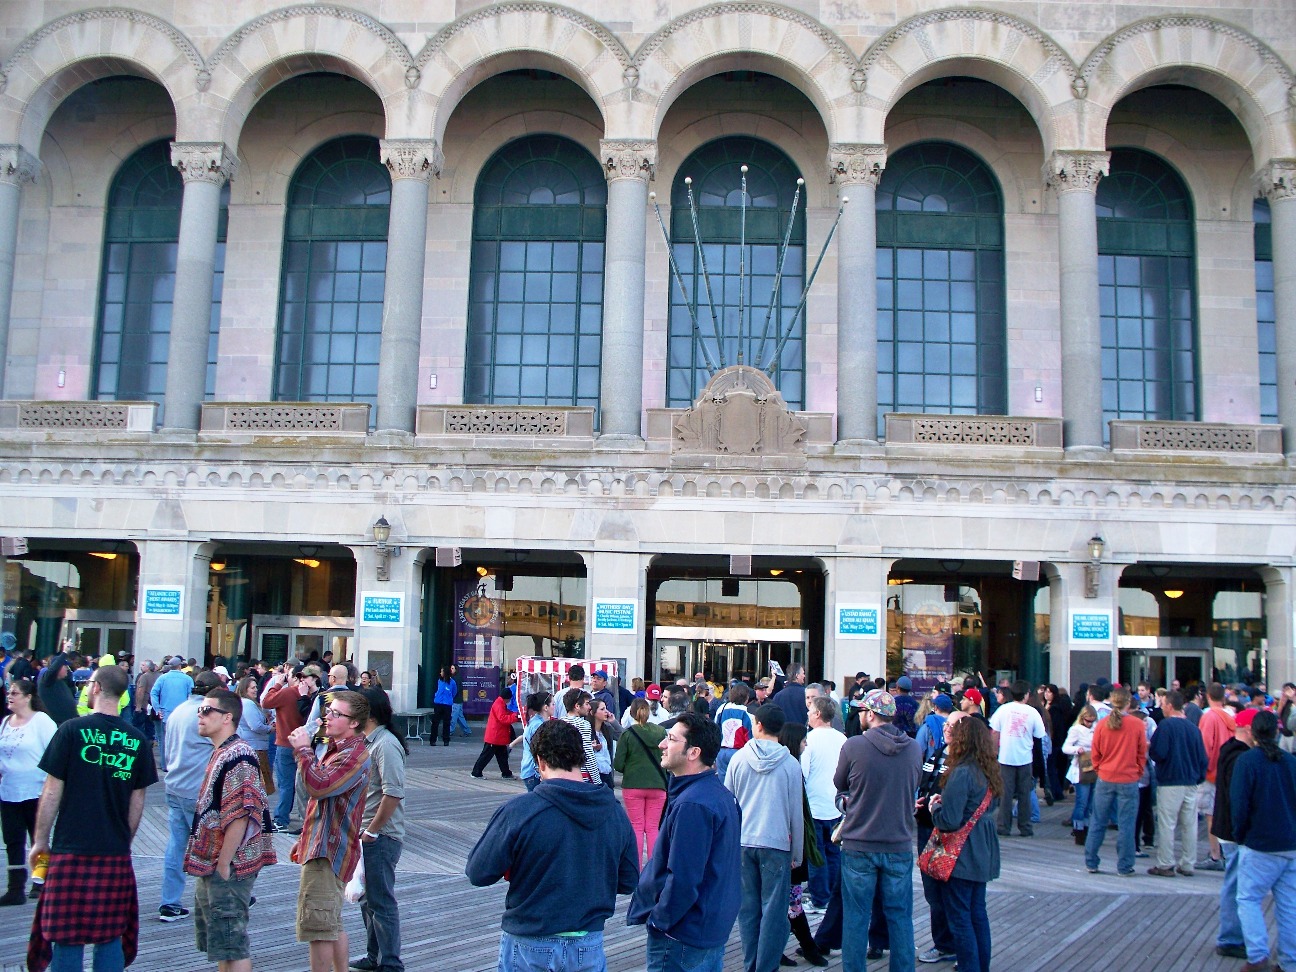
[1,632,1295,972]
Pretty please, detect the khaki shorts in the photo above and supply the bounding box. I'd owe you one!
[194,871,256,962]
[1197,780,1216,815]
[296,857,344,942]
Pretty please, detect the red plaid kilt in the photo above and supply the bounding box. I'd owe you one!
[28,854,140,972]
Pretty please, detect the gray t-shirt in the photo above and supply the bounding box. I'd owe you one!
[363,725,407,841]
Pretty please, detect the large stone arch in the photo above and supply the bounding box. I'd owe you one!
[253,113,386,207]
[858,9,1074,156]
[633,3,856,144]
[203,5,413,149]
[0,9,199,152]
[1079,17,1296,162]
[414,3,628,146]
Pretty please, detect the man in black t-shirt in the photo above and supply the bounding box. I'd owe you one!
[27,664,158,972]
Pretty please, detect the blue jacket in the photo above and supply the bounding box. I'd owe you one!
[1230,747,1296,853]
[466,778,639,935]
[1148,716,1208,787]
[628,769,741,948]
[433,678,457,706]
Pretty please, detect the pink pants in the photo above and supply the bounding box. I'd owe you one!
[622,787,668,863]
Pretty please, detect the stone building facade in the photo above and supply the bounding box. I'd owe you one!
[0,1,1293,710]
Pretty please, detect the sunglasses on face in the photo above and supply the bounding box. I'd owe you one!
[196,705,230,718]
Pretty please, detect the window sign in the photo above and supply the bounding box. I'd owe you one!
[837,604,881,640]
[591,598,638,634]
[359,592,404,627]
[1070,610,1113,643]
[139,585,184,620]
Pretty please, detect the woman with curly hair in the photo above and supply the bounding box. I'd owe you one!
[928,714,1002,972]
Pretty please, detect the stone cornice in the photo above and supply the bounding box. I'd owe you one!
[0,146,40,188]
[170,142,238,185]
[1044,151,1110,194]
[380,139,442,181]
[1255,160,1296,203]
[600,140,656,183]
[828,144,887,187]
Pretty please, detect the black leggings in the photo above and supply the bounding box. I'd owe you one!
[432,704,452,745]
[472,744,512,777]
[1,799,38,886]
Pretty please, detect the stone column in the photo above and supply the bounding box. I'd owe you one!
[163,143,237,431]
[597,140,656,441]
[0,147,40,399]
[1256,160,1296,453]
[1045,151,1109,450]
[376,139,439,434]
[823,553,890,683]
[1258,566,1293,689]
[828,144,886,444]
[134,539,211,668]
[580,550,651,682]
[349,542,422,712]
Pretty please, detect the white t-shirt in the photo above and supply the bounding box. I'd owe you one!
[988,700,1045,766]
[801,725,847,820]
[0,711,57,802]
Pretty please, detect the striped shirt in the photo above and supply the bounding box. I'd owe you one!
[290,733,370,881]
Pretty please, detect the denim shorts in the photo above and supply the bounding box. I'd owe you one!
[194,870,256,961]
[296,857,344,942]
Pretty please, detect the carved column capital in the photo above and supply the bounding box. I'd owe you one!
[1255,159,1296,203]
[380,139,442,182]
[1044,151,1110,194]
[600,140,656,183]
[827,144,887,187]
[0,146,40,188]
[170,142,238,185]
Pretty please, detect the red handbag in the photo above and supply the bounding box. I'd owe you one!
[918,788,993,881]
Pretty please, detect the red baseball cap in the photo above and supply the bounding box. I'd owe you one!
[1234,708,1259,728]
[645,683,662,701]
[963,688,983,705]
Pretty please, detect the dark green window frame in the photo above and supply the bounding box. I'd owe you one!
[875,142,1006,438]
[275,136,390,410]
[667,138,806,409]
[93,140,228,417]
[466,135,607,408]
[1254,199,1276,424]
[1097,148,1197,433]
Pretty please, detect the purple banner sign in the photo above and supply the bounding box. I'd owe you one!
[454,579,502,716]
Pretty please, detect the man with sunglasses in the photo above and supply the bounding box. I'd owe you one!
[26,664,158,972]
[287,691,371,972]
[185,690,276,972]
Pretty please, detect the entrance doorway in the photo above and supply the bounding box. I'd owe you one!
[1118,636,1210,689]
[62,609,135,658]
[653,636,807,687]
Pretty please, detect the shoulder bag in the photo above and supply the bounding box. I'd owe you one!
[918,787,993,882]
[626,724,669,788]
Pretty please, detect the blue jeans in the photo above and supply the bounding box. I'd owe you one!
[938,877,991,972]
[450,703,472,736]
[157,717,168,768]
[524,775,541,792]
[50,939,124,972]
[714,748,737,785]
[498,930,605,972]
[361,835,404,971]
[739,847,790,972]
[1218,841,1243,948]
[645,928,726,972]
[1236,845,1296,967]
[1084,780,1138,874]
[842,850,915,972]
[917,826,956,954]
[273,745,296,828]
[162,791,197,909]
[807,818,841,908]
[1071,782,1094,829]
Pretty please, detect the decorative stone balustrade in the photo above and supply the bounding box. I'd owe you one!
[885,414,1064,448]
[200,403,370,434]
[0,401,157,431]
[1109,421,1283,455]
[416,405,595,438]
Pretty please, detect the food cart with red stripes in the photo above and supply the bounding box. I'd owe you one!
[515,656,620,708]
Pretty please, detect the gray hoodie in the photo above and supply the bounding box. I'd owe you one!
[834,723,922,854]
[724,737,805,865]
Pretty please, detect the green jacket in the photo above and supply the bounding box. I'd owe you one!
[613,722,667,789]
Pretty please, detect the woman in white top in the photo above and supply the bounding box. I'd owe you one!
[236,675,276,796]
[1062,704,1098,842]
[0,678,57,904]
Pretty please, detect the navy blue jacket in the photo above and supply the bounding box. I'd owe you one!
[1230,747,1296,853]
[628,769,741,948]
[466,778,639,935]
[1148,716,1208,786]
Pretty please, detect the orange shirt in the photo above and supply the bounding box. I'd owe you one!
[1090,712,1148,784]
[1199,706,1236,782]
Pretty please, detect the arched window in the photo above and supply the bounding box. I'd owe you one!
[1254,198,1276,424]
[94,141,228,413]
[667,138,805,409]
[875,142,1005,438]
[276,136,389,407]
[466,135,606,407]
[1096,149,1196,429]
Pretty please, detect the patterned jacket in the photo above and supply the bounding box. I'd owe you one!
[184,734,277,879]
[290,733,371,880]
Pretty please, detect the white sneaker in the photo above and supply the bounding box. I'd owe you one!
[919,947,956,963]
[802,902,825,915]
